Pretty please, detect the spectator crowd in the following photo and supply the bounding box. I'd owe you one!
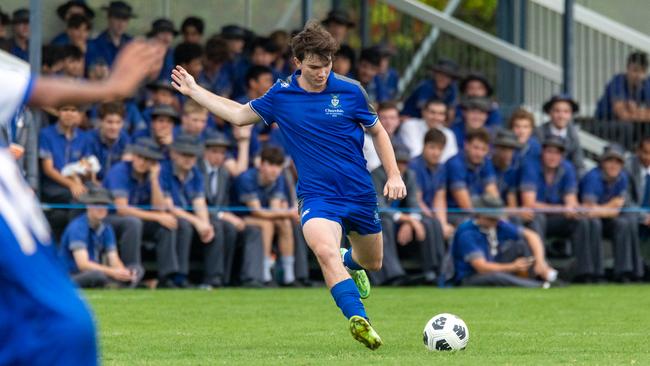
[2,1,650,289]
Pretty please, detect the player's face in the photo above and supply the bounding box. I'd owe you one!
[433,71,452,90]
[378,109,400,135]
[638,141,650,167]
[549,101,573,129]
[259,161,283,184]
[132,155,154,174]
[295,54,332,91]
[602,159,623,180]
[151,116,174,138]
[422,103,447,127]
[67,25,89,45]
[182,112,208,135]
[542,146,563,169]
[204,146,227,167]
[108,16,129,36]
[493,146,514,167]
[423,143,443,166]
[100,113,124,141]
[183,26,202,44]
[512,118,534,143]
[464,109,488,130]
[171,151,197,171]
[58,106,82,128]
[465,139,489,165]
[464,80,487,97]
[626,63,647,86]
[87,206,108,221]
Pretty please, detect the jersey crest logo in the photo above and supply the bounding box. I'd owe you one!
[280,80,290,88]
[330,94,340,107]
[325,94,344,117]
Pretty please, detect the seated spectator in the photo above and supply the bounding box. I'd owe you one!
[354,46,385,104]
[491,129,522,205]
[456,72,501,128]
[41,45,66,75]
[595,51,650,121]
[445,128,499,225]
[57,1,95,22]
[333,44,355,77]
[198,36,234,97]
[181,16,204,44]
[141,80,179,128]
[86,1,134,68]
[372,144,444,285]
[519,136,592,280]
[270,29,292,77]
[409,128,454,239]
[399,99,457,162]
[61,45,85,78]
[451,96,492,149]
[626,136,650,239]
[59,186,142,288]
[147,18,178,81]
[175,99,210,140]
[402,58,459,119]
[103,138,185,288]
[51,14,92,55]
[220,24,247,61]
[579,145,644,282]
[1,106,39,191]
[174,41,204,80]
[10,9,30,61]
[321,9,355,45]
[0,9,8,40]
[508,108,541,165]
[450,194,557,287]
[375,44,399,102]
[201,132,264,286]
[133,104,178,157]
[236,65,275,104]
[85,101,130,181]
[364,101,403,171]
[536,94,585,176]
[232,37,280,98]
[233,146,297,285]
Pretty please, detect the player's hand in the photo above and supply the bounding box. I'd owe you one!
[109,267,133,282]
[384,174,407,200]
[69,181,87,199]
[157,213,178,230]
[396,223,414,246]
[171,65,198,96]
[107,39,165,99]
[510,257,533,273]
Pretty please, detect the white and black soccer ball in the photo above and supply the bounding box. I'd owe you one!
[423,313,469,351]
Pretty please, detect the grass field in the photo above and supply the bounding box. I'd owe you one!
[88,285,650,365]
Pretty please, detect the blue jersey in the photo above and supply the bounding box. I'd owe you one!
[249,71,378,202]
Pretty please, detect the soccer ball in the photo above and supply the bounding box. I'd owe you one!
[422,313,469,351]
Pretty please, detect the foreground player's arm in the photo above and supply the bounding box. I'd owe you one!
[171,66,259,126]
[29,40,164,108]
[366,123,406,200]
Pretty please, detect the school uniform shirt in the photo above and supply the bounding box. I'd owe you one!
[103,161,153,206]
[409,155,447,209]
[445,152,497,208]
[520,159,577,204]
[232,167,287,215]
[595,73,650,120]
[579,167,628,204]
[85,129,130,181]
[159,159,205,208]
[59,214,117,274]
[401,79,458,118]
[38,124,90,187]
[86,30,132,67]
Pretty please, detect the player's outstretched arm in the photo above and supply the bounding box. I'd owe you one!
[171,65,259,126]
[367,122,407,200]
[29,40,165,107]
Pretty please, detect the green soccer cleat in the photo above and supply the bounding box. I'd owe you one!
[340,248,371,299]
[349,315,383,350]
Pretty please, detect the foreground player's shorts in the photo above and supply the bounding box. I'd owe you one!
[299,197,382,235]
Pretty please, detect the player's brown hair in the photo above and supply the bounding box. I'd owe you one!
[507,108,535,130]
[290,20,338,63]
[98,101,125,119]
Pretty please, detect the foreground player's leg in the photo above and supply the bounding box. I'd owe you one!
[340,247,371,299]
[302,218,382,350]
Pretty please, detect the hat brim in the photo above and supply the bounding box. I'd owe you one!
[147,28,179,38]
[543,98,579,114]
[460,76,494,96]
[205,140,232,148]
[130,145,163,160]
[494,141,523,149]
[103,7,136,19]
[431,66,460,79]
[171,145,203,157]
[599,153,625,163]
[542,143,566,152]
[57,3,95,20]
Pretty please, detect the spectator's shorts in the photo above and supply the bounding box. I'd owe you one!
[298,197,382,235]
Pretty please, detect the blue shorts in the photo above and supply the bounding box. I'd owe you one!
[299,197,382,235]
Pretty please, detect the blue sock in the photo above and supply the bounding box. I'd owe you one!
[343,249,363,271]
[330,278,367,319]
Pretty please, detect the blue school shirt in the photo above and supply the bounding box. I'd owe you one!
[59,214,117,274]
[84,129,130,181]
[87,30,132,67]
[595,73,650,120]
[103,161,152,206]
[408,155,446,209]
[579,167,628,204]
[159,159,205,208]
[520,159,577,204]
[233,167,286,214]
[445,152,497,209]
[38,124,89,171]
[401,79,458,118]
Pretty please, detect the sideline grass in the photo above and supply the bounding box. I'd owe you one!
[87,285,650,365]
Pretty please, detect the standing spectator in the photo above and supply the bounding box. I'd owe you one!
[445,128,499,225]
[451,96,492,149]
[626,136,650,239]
[59,186,142,288]
[233,146,298,285]
[87,1,135,68]
[536,94,585,176]
[402,58,459,119]
[509,108,542,165]
[85,101,130,181]
[199,36,234,97]
[456,72,501,127]
[409,128,454,239]
[490,129,522,204]
[321,9,355,45]
[147,18,178,81]
[579,145,644,282]
[181,16,204,45]
[372,144,444,285]
[333,44,355,77]
[363,101,403,171]
[10,9,30,61]
[519,136,592,280]
[103,138,184,288]
[450,194,557,287]
[595,51,650,121]
[374,44,399,102]
[399,99,457,162]
[51,14,92,55]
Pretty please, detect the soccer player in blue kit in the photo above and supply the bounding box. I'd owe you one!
[172,21,406,350]
[0,41,163,365]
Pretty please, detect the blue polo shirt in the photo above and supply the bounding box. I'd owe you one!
[249,71,378,202]
[87,30,133,67]
[10,40,28,61]
[233,167,286,215]
[513,136,542,167]
[520,159,577,204]
[58,214,117,274]
[374,68,400,102]
[445,152,497,208]
[198,63,235,98]
[159,159,205,208]
[157,48,175,81]
[452,219,522,283]
[595,73,650,120]
[409,155,446,209]
[38,123,90,172]
[579,167,628,204]
[401,79,458,118]
[494,164,519,203]
[85,129,130,181]
[103,161,152,206]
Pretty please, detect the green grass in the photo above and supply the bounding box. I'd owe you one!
[88,285,650,365]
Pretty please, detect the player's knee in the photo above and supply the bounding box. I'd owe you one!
[363,258,383,272]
